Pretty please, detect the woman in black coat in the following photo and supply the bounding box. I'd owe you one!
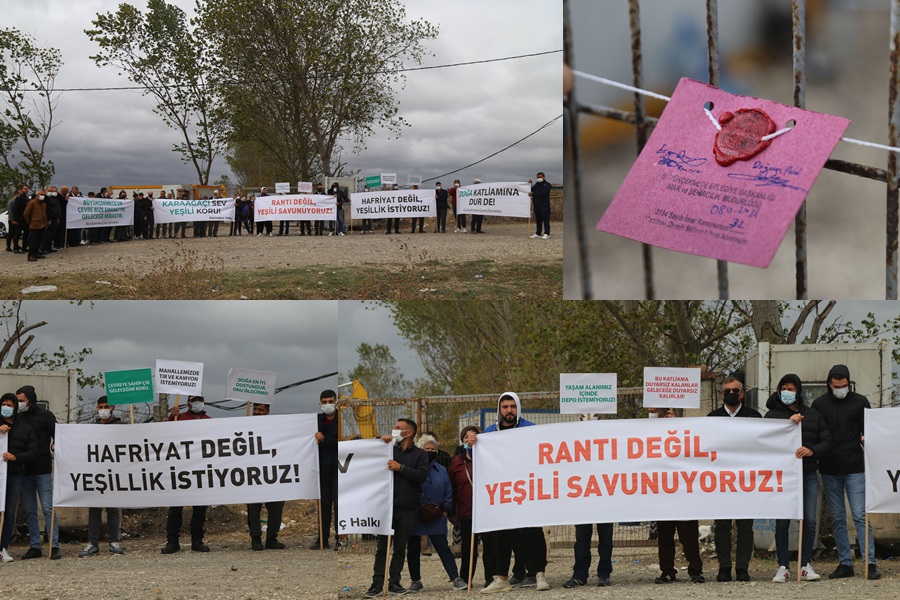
[0,391,39,559]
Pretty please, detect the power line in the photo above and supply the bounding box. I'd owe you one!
[7,50,562,93]
[422,114,563,183]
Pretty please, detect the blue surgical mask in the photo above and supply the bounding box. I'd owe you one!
[780,390,797,405]
[1,406,13,418]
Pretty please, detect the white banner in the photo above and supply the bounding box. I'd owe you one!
[456,182,531,218]
[560,373,617,414]
[0,434,7,512]
[865,407,900,513]
[53,415,319,508]
[152,198,235,223]
[472,418,802,533]
[275,182,290,194]
[65,198,134,229]
[155,359,204,396]
[297,181,313,193]
[226,368,276,404]
[337,439,393,535]
[254,194,336,222]
[643,367,701,408]
[350,189,436,219]
[380,173,397,185]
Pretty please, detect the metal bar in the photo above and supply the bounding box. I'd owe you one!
[706,0,728,299]
[793,0,808,300]
[824,158,888,182]
[629,0,655,300]
[888,0,900,299]
[564,1,593,300]
[580,103,660,126]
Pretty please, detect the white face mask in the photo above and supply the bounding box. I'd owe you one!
[37,195,45,201]
[98,409,112,420]
[18,401,28,412]
[454,183,459,188]
[391,429,404,444]
[832,386,849,400]
[190,401,204,414]
[47,191,57,197]
[648,412,659,419]
[536,178,544,183]
[321,403,336,415]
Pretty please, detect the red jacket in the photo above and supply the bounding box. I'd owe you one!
[448,451,473,519]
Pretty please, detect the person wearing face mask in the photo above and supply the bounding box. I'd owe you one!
[450,179,466,233]
[364,418,428,598]
[23,190,47,262]
[310,389,339,550]
[707,376,760,582]
[162,395,212,554]
[763,374,831,583]
[811,364,879,580]
[0,391,39,563]
[245,402,286,551]
[41,185,62,254]
[528,172,553,239]
[433,183,449,234]
[449,426,488,589]
[470,179,485,234]
[405,435,466,592]
[330,183,347,236]
[79,397,126,557]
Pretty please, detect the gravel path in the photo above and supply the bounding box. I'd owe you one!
[3,223,561,278]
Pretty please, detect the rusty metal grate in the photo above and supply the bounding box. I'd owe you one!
[565,0,900,300]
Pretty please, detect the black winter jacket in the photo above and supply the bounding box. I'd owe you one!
[391,442,428,510]
[764,392,832,474]
[15,385,56,475]
[811,389,869,476]
[1,399,39,475]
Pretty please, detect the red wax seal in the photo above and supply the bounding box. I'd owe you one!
[713,108,776,166]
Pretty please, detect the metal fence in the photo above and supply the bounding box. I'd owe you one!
[565,0,900,300]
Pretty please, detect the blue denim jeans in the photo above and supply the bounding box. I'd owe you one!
[407,533,460,582]
[0,473,24,549]
[775,471,819,567]
[21,473,58,549]
[336,206,345,234]
[822,472,875,566]
[572,523,614,581]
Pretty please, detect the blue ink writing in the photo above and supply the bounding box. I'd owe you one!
[656,144,707,173]
[726,161,806,192]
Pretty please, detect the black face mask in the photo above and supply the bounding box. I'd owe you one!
[427,451,436,463]
[723,389,741,406]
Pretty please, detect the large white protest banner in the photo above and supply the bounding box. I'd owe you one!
[456,182,531,218]
[254,194,336,222]
[226,368,276,404]
[560,373,617,415]
[472,418,802,533]
[66,197,134,229]
[350,189,436,220]
[865,407,900,513]
[152,198,235,223]
[643,367,701,408]
[337,439,393,535]
[0,435,7,512]
[155,359,204,396]
[53,414,319,508]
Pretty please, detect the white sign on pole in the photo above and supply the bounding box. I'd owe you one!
[253,194,336,222]
[642,367,701,408]
[560,373,617,414]
[274,182,290,194]
[456,182,531,217]
[155,359,204,396]
[337,439,393,535]
[865,407,900,513]
[65,198,134,229]
[297,181,313,193]
[226,368,277,404]
[0,435,7,512]
[152,198,235,223]
[407,174,422,186]
[380,173,397,185]
[472,418,802,533]
[350,189,436,220]
[53,415,319,508]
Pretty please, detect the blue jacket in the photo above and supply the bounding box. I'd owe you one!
[411,460,453,536]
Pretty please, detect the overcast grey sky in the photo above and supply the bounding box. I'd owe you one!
[19,300,339,419]
[5,0,562,191]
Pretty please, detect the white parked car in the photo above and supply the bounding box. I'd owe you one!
[0,210,8,237]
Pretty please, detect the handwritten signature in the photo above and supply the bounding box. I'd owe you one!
[727,161,806,192]
[656,143,707,173]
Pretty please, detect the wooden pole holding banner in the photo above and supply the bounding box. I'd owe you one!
[467,529,476,596]
[796,519,803,583]
[245,402,252,416]
[317,500,324,549]
[47,506,56,560]
[174,395,180,421]
[865,514,870,580]
[382,534,392,597]
[0,513,4,546]
[129,404,134,424]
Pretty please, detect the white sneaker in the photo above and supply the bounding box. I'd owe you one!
[530,233,540,238]
[535,572,550,591]
[772,565,790,583]
[462,228,467,233]
[0,548,12,562]
[480,577,512,593]
[79,240,87,246]
[256,233,261,237]
[267,233,273,237]
[328,232,334,236]
[338,232,345,236]
[541,234,549,240]
[454,228,460,233]
[800,563,820,581]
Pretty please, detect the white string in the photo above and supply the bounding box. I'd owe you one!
[703,107,721,131]
[761,127,793,141]
[574,70,900,154]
